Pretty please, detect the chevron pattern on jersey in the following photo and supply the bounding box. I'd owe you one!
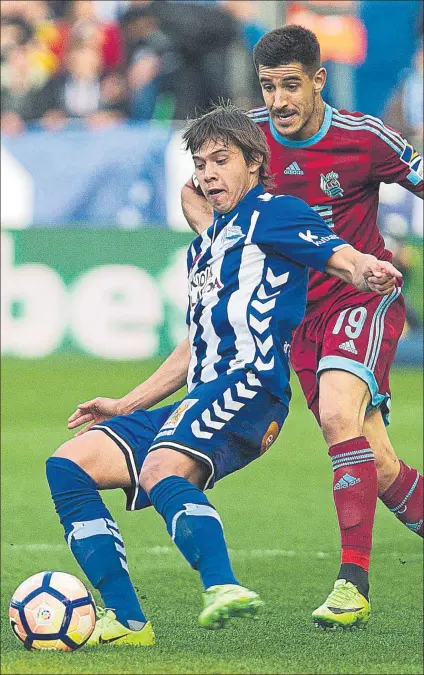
[249,267,289,372]
[191,373,262,440]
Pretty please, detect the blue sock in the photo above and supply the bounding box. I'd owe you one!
[150,475,239,590]
[46,456,146,629]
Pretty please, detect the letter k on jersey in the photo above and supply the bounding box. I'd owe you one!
[299,230,320,246]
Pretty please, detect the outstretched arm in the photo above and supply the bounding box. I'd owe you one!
[68,337,191,435]
[325,246,403,295]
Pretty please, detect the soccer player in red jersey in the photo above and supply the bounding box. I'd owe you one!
[181,25,423,629]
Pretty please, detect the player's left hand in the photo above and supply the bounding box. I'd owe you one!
[362,259,402,295]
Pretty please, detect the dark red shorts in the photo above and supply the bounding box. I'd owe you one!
[290,288,406,425]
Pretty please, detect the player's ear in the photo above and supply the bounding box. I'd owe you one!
[313,67,327,94]
[249,152,263,175]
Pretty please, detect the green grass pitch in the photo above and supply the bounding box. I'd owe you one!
[1,356,423,674]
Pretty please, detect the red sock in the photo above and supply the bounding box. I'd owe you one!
[329,436,378,572]
[380,461,424,537]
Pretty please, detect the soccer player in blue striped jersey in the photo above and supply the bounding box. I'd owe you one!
[46,104,401,644]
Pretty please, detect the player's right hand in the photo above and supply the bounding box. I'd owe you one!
[67,397,121,437]
[362,259,402,295]
[181,177,213,234]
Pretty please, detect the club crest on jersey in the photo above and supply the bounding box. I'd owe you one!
[218,223,245,250]
[320,171,344,198]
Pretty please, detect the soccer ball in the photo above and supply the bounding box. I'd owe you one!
[9,571,96,651]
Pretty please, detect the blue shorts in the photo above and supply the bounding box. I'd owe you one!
[91,370,287,511]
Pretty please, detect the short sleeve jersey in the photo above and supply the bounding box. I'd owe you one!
[249,103,423,320]
[186,184,349,404]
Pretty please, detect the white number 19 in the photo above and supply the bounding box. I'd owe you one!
[332,307,367,339]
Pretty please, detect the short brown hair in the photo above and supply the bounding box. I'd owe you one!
[182,102,273,188]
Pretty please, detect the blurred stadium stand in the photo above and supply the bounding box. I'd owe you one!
[1,0,422,363]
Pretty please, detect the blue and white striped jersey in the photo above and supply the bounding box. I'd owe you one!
[186,184,349,404]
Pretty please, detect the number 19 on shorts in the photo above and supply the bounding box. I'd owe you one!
[332,307,367,339]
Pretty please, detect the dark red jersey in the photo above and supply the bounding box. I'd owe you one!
[249,103,423,320]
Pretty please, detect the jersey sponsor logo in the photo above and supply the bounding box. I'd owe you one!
[189,264,223,307]
[298,230,339,247]
[320,170,344,198]
[284,161,304,175]
[260,421,280,455]
[299,230,319,245]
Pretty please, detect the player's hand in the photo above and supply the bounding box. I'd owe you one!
[362,259,402,295]
[181,177,213,234]
[67,397,122,437]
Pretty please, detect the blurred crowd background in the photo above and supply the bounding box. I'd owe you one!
[1,0,422,363]
[1,0,423,137]
[0,0,264,131]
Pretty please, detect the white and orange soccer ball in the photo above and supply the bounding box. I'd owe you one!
[9,571,96,651]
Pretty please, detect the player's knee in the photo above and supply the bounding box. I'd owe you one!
[140,449,206,494]
[139,451,185,493]
[139,456,165,494]
[52,438,84,464]
[319,405,362,447]
[49,438,97,480]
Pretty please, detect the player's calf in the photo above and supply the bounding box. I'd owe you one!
[147,472,240,590]
[328,436,377,582]
[380,461,424,537]
[318,372,377,586]
[46,435,150,636]
[141,448,265,628]
[364,410,424,537]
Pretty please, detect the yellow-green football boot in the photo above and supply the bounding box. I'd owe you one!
[198,584,264,630]
[86,608,155,646]
[312,579,370,630]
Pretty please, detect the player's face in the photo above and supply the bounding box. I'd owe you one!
[258,63,326,139]
[192,140,261,214]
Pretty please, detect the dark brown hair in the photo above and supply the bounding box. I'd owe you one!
[253,25,321,76]
[182,102,273,188]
